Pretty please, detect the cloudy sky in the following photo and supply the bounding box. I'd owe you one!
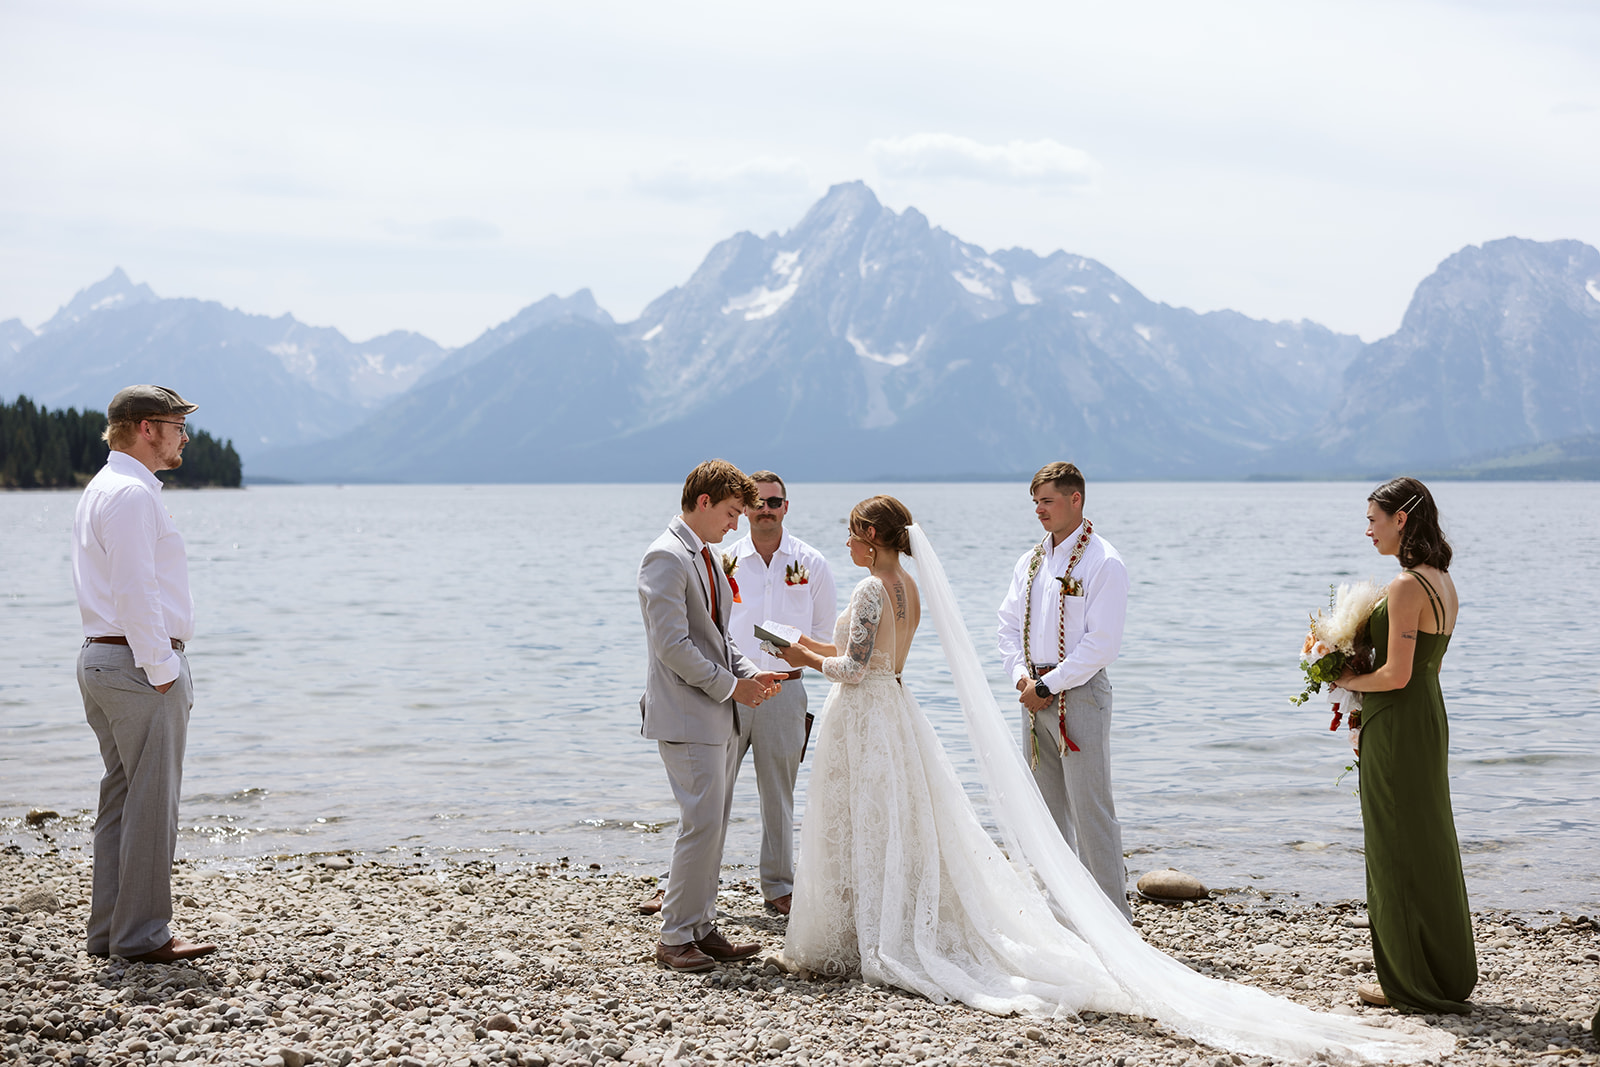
[3,0,1597,346]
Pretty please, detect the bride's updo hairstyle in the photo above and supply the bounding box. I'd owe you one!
[849,495,914,557]
[1370,476,1453,571]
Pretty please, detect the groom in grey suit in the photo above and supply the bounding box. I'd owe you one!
[639,459,787,972]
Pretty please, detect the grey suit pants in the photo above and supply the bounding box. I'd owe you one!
[78,641,193,958]
[1025,669,1132,920]
[657,736,740,946]
[732,681,808,900]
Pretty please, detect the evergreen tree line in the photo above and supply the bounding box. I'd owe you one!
[2,395,242,489]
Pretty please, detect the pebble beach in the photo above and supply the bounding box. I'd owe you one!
[4,832,1598,1067]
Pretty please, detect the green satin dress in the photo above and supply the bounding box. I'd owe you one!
[1359,570,1477,1014]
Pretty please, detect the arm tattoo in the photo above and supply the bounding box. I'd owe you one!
[892,582,907,621]
[1401,630,1417,640]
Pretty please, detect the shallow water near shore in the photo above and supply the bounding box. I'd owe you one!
[3,481,1597,913]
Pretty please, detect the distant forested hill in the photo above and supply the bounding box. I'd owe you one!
[1,395,242,488]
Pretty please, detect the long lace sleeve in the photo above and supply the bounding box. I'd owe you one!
[821,579,884,684]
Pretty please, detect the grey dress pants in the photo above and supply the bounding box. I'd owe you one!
[1025,669,1132,920]
[656,736,741,946]
[78,641,193,958]
[731,680,808,900]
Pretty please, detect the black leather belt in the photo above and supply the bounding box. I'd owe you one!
[86,635,186,652]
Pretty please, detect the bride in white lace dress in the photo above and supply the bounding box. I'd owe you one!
[774,496,1452,1065]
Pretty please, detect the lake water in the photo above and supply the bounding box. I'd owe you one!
[3,482,1597,914]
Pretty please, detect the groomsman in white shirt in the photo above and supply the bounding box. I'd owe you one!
[997,461,1133,920]
[73,385,218,962]
[722,471,836,915]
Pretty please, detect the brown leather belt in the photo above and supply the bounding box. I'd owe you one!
[86,635,186,652]
[777,669,805,680]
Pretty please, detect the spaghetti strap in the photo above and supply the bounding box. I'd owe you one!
[1404,569,1445,630]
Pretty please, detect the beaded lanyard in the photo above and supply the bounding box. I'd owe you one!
[1021,520,1093,768]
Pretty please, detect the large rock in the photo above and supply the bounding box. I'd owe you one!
[1136,869,1208,901]
[10,885,60,914]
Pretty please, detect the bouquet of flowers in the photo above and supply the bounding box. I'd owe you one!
[720,552,741,603]
[1292,580,1384,733]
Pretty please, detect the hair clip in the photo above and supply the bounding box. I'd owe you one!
[1398,493,1422,516]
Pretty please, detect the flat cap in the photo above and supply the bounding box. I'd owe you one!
[107,385,198,421]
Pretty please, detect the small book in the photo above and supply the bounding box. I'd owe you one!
[753,621,802,648]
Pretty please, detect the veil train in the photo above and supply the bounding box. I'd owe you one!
[904,523,1452,1064]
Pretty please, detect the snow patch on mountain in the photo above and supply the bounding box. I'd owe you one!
[847,329,927,367]
[952,272,996,299]
[723,253,803,320]
[1587,278,1600,303]
[1012,279,1040,305]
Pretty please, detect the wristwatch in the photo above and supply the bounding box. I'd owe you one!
[1034,679,1053,700]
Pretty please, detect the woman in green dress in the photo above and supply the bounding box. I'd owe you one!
[1334,477,1477,1013]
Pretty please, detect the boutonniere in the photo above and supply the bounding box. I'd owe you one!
[721,552,741,602]
[785,561,810,586]
[1056,575,1084,597]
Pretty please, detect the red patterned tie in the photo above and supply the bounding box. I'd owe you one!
[700,547,721,624]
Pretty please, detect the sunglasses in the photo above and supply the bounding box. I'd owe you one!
[752,496,787,510]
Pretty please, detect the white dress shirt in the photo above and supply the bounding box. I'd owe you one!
[72,450,194,687]
[725,529,838,673]
[997,523,1128,695]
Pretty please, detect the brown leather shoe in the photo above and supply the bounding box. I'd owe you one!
[637,888,665,915]
[655,941,716,973]
[764,894,792,916]
[1356,981,1390,1007]
[694,927,760,962]
[127,937,218,964]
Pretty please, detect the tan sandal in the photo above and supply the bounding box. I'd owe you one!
[1356,982,1390,1007]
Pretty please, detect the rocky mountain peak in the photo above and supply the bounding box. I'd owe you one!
[37,268,160,334]
[1399,237,1600,332]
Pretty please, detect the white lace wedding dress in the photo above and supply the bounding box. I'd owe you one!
[783,527,1454,1065]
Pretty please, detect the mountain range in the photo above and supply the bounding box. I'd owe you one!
[4,183,1597,481]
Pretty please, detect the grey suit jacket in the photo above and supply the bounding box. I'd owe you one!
[638,516,758,744]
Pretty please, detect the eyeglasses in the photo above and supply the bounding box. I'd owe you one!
[147,419,189,437]
[752,496,786,510]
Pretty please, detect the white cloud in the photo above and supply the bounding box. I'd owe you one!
[633,156,812,201]
[868,133,1099,187]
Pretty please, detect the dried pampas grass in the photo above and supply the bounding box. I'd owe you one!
[1311,580,1385,654]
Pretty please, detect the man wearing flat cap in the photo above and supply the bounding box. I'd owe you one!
[72,385,217,963]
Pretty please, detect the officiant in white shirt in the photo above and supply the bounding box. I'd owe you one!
[721,471,837,915]
[997,461,1133,920]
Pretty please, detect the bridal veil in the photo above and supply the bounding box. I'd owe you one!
[904,523,1452,1064]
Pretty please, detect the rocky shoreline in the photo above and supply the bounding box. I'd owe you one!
[4,846,1597,1067]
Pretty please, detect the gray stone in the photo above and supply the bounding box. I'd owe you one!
[1136,869,1208,901]
[484,1013,518,1033]
[10,886,60,915]
[278,1050,307,1067]
[318,856,353,871]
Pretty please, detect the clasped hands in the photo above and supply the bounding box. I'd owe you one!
[733,672,786,707]
[1016,677,1055,713]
